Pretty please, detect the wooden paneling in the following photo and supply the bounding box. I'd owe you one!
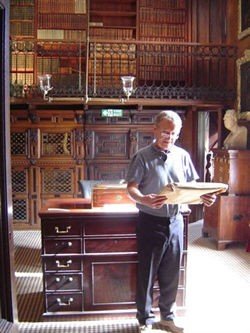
[10,104,85,228]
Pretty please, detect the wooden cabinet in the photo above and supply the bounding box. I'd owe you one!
[10,103,196,227]
[209,149,250,195]
[203,149,250,250]
[10,103,85,227]
[203,196,250,250]
[40,199,189,316]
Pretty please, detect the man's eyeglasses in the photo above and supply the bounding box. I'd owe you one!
[160,131,179,139]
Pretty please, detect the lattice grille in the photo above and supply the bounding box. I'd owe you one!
[138,132,154,150]
[42,169,72,193]
[12,169,27,193]
[11,132,27,155]
[42,132,71,155]
[13,199,27,222]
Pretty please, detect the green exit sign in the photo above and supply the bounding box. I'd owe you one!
[101,109,123,117]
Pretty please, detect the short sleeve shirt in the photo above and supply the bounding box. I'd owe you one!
[126,143,199,217]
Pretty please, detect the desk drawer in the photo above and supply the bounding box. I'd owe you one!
[46,293,83,312]
[85,220,136,236]
[43,221,82,237]
[85,237,137,253]
[44,239,82,254]
[43,256,82,272]
[45,273,83,291]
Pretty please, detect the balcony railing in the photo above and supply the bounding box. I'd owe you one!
[10,39,237,102]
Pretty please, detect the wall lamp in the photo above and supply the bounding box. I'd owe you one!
[121,76,135,102]
[38,74,53,100]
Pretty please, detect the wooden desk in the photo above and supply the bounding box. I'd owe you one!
[39,199,189,317]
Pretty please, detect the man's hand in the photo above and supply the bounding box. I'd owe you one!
[200,193,216,207]
[127,181,167,209]
[140,194,167,209]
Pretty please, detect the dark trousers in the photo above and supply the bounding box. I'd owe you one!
[136,211,184,325]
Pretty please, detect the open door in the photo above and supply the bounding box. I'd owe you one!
[0,0,18,325]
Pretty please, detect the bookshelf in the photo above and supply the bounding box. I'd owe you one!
[138,0,188,42]
[10,0,88,97]
[36,0,88,95]
[10,0,35,94]
[137,0,189,84]
[10,0,35,38]
[89,0,137,40]
[88,42,136,96]
[9,0,233,100]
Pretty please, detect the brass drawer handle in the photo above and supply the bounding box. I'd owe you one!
[56,297,73,306]
[55,259,72,268]
[55,226,71,234]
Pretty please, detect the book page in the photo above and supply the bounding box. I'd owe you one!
[159,182,228,204]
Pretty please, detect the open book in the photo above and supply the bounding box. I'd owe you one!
[159,182,228,204]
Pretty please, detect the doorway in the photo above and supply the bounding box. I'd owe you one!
[0,0,18,325]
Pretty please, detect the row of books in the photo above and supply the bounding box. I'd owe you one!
[10,6,34,20]
[37,0,86,14]
[138,43,187,51]
[139,0,186,10]
[89,43,136,55]
[90,1,136,12]
[38,14,87,30]
[138,54,187,70]
[88,76,130,86]
[37,29,87,42]
[138,68,186,81]
[10,22,34,37]
[139,7,186,24]
[37,58,60,74]
[90,42,136,50]
[89,27,134,40]
[11,54,34,71]
[11,73,34,86]
[11,0,34,6]
[139,23,187,38]
[89,52,136,60]
[88,60,136,75]
[140,37,186,42]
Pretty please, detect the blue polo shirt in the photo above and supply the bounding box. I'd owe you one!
[126,143,199,217]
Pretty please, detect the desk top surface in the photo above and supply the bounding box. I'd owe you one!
[39,198,138,217]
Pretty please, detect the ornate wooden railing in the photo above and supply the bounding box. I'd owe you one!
[10,39,237,101]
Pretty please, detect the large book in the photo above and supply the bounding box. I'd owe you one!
[159,182,228,204]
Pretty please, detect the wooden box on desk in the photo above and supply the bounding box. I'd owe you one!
[92,184,134,207]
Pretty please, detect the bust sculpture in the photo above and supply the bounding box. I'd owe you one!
[223,109,248,149]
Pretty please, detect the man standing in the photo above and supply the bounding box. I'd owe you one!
[126,110,216,332]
